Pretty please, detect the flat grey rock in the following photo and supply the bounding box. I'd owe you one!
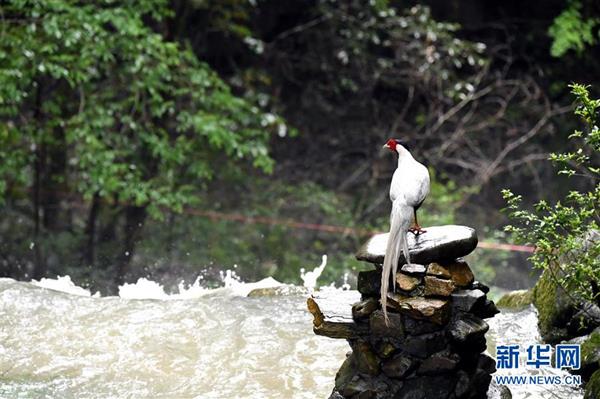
[307,290,369,339]
[356,225,478,266]
[401,263,426,274]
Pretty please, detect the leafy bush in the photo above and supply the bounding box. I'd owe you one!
[503,84,600,303]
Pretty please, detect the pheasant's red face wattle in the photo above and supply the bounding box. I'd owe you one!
[385,138,397,151]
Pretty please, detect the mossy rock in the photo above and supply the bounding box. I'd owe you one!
[532,265,574,343]
[585,369,600,399]
[581,330,600,373]
[496,289,533,309]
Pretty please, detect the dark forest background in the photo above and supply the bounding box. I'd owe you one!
[1,0,599,294]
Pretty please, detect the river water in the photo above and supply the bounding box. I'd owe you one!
[0,276,584,399]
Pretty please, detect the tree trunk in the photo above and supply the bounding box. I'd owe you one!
[83,192,101,267]
[31,80,46,280]
[114,205,147,287]
[41,127,66,231]
[31,146,46,280]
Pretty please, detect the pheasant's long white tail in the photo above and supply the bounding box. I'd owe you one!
[381,200,412,324]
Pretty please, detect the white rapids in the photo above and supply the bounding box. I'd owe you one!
[0,275,584,399]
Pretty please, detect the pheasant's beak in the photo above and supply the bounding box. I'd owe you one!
[382,144,390,149]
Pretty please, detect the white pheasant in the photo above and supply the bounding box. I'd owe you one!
[381,138,430,323]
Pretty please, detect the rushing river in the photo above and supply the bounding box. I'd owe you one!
[0,276,584,399]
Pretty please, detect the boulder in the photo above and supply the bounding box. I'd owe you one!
[247,285,307,297]
[532,230,600,344]
[356,225,478,266]
[386,293,450,325]
[532,265,575,343]
[496,289,533,309]
[585,369,600,399]
[566,303,600,337]
[579,329,600,379]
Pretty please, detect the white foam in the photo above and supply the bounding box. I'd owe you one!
[32,275,99,297]
[300,254,327,292]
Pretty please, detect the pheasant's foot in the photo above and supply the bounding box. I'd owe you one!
[409,225,427,235]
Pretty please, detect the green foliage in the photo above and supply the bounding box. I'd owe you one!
[549,1,599,57]
[503,84,600,303]
[0,0,284,216]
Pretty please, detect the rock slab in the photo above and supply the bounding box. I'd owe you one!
[356,225,478,266]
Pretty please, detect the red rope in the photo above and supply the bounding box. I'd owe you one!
[182,208,535,253]
[23,188,536,253]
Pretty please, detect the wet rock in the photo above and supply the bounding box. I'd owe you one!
[370,310,404,338]
[352,298,379,320]
[357,270,381,297]
[340,377,376,398]
[532,264,574,344]
[486,381,512,399]
[396,375,457,399]
[328,390,345,399]
[427,262,451,279]
[401,263,426,275]
[387,293,450,325]
[574,329,600,379]
[445,259,475,288]
[402,314,444,335]
[417,350,459,375]
[585,369,600,399]
[477,353,497,374]
[532,231,600,344]
[247,285,307,297]
[454,370,471,398]
[356,225,478,266]
[307,291,369,339]
[382,354,417,378]
[566,303,600,337]
[396,273,421,291]
[496,289,533,309]
[473,299,500,319]
[398,331,448,358]
[470,368,494,399]
[448,313,489,344]
[354,341,381,376]
[335,355,357,391]
[451,289,486,313]
[373,340,397,359]
[423,276,455,297]
[470,280,490,294]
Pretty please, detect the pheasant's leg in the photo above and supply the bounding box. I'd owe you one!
[409,209,427,235]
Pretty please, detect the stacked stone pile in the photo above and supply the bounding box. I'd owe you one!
[307,225,508,399]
